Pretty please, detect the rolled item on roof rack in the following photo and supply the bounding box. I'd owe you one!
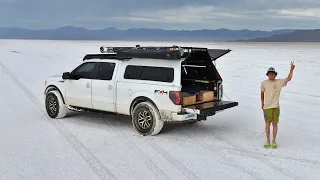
[116,48,183,60]
[100,45,186,60]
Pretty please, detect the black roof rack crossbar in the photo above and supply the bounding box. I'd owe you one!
[83,45,231,61]
[83,54,132,61]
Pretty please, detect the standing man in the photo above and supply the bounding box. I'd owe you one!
[261,62,295,149]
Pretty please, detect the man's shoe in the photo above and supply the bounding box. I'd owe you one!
[264,142,270,148]
[272,143,278,149]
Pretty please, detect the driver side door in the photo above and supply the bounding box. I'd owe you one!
[65,62,99,109]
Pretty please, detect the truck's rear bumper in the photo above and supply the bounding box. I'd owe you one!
[170,113,198,121]
[163,100,238,122]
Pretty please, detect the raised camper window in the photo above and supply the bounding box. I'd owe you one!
[181,50,221,81]
[181,62,217,81]
[124,65,174,83]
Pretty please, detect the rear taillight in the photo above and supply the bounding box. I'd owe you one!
[213,83,217,91]
[169,91,182,105]
[219,84,223,100]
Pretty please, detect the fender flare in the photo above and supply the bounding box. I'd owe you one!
[130,96,159,115]
[45,85,65,104]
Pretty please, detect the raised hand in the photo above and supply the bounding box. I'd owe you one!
[290,61,295,70]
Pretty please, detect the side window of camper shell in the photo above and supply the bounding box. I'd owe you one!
[124,65,174,82]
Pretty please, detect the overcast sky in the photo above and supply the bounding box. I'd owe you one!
[1,0,320,30]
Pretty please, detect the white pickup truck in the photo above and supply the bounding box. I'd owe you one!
[44,45,238,136]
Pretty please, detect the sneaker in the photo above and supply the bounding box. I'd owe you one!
[272,143,278,149]
[264,142,270,148]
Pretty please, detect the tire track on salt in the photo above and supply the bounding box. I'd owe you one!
[174,126,301,180]
[97,113,172,180]
[0,60,117,180]
[3,50,201,180]
[114,115,201,180]
[171,124,319,165]
[173,126,261,180]
[145,140,201,180]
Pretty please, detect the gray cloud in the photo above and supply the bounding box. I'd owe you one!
[0,0,319,30]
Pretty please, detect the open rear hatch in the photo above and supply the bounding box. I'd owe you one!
[179,48,238,116]
[183,101,239,117]
[207,49,231,61]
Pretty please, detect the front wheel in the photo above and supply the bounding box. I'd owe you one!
[132,102,164,136]
[45,91,68,119]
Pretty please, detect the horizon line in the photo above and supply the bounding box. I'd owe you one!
[0,25,302,32]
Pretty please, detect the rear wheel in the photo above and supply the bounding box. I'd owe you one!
[45,91,68,119]
[132,102,164,136]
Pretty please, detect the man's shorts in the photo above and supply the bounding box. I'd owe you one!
[263,108,280,123]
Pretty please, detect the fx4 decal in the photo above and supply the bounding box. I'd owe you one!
[154,90,168,95]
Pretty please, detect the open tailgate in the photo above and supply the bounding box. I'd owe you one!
[183,101,238,116]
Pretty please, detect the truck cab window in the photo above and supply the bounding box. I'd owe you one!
[96,62,115,80]
[71,62,98,79]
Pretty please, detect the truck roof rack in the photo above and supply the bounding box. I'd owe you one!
[99,45,188,60]
[83,45,231,61]
[83,53,132,61]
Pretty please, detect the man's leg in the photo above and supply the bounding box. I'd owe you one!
[266,122,271,143]
[272,108,280,147]
[263,109,272,147]
[272,123,278,144]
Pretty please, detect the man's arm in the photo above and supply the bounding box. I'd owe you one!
[261,91,264,109]
[285,61,295,83]
[261,82,265,109]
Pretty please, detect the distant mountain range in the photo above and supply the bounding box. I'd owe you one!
[1,26,319,42]
[0,26,296,41]
[237,29,320,42]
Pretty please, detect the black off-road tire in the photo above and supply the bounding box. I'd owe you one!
[45,91,68,119]
[131,102,164,136]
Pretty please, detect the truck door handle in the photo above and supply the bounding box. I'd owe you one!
[108,85,113,90]
[86,83,90,88]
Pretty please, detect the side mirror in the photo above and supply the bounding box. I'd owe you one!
[62,72,70,79]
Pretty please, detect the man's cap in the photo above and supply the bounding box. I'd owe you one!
[266,67,277,75]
